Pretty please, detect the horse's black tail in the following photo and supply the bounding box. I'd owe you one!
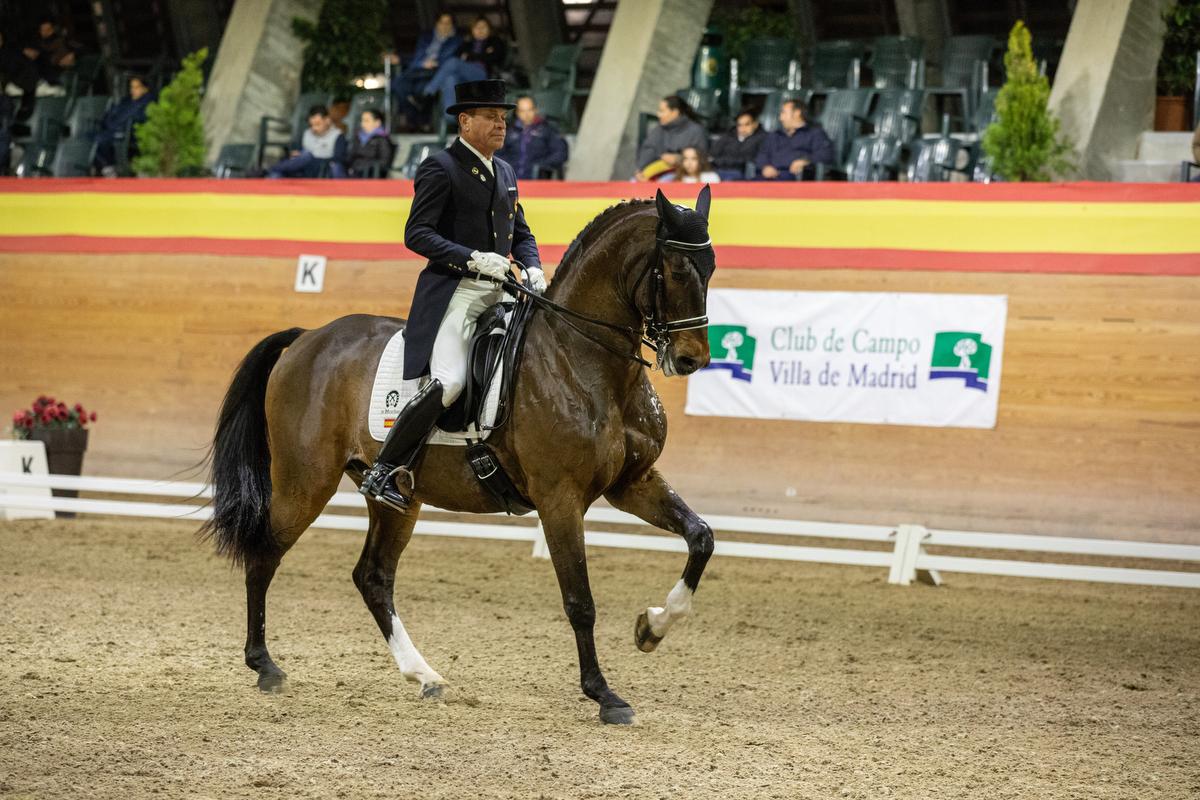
[199,328,306,567]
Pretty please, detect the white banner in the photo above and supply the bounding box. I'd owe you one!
[686,290,1007,428]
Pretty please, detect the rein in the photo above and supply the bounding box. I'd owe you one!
[496,235,712,369]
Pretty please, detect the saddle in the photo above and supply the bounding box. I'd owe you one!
[367,298,535,515]
[452,298,535,516]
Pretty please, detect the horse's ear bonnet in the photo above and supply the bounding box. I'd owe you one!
[654,187,716,279]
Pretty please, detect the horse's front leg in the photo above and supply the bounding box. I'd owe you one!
[604,468,714,652]
[538,501,634,725]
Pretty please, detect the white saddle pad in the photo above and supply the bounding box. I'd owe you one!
[368,329,502,446]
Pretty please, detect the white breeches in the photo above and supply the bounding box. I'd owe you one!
[429,277,505,408]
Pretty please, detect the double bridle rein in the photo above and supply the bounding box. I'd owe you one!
[500,232,712,369]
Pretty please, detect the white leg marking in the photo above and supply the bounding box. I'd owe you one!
[646,579,694,638]
[386,614,445,688]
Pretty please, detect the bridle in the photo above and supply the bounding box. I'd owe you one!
[499,229,712,370]
[630,227,712,365]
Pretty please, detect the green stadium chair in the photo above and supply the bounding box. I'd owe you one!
[535,43,581,94]
[532,88,573,132]
[729,37,800,114]
[928,36,997,119]
[844,135,903,181]
[676,87,725,130]
[906,136,977,182]
[869,89,924,142]
[816,88,874,165]
[809,40,865,88]
[15,143,55,177]
[65,95,111,139]
[50,137,95,176]
[213,143,257,178]
[398,140,443,179]
[13,96,68,149]
[869,35,925,89]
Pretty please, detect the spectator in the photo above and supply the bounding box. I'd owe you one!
[268,104,347,178]
[756,98,833,181]
[635,95,708,182]
[496,94,567,179]
[423,17,507,117]
[0,30,38,118]
[710,110,766,181]
[389,13,460,130]
[664,146,719,184]
[26,18,77,85]
[347,108,394,177]
[0,92,12,175]
[93,75,157,177]
[1192,121,1200,182]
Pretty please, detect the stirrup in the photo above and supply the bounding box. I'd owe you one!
[360,463,415,512]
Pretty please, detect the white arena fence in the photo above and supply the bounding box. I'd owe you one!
[1,473,1198,590]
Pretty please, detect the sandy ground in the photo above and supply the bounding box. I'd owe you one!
[0,516,1197,800]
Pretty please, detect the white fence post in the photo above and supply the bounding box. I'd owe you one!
[531,520,551,560]
[889,524,942,587]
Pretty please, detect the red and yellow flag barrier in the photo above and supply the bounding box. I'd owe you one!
[2,178,1198,275]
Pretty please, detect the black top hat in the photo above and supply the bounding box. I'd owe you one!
[445,79,515,117]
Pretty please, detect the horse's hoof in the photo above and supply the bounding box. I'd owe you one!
[420,683,445,700]
[599,704,636,725]
[634,611,662,653]
[257,671,288,694]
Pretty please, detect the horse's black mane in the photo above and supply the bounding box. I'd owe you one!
[553,199,655,281]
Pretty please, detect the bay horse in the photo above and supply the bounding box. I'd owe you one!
[200,187,716,724]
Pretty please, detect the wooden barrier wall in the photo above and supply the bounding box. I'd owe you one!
[2,251,1197,544]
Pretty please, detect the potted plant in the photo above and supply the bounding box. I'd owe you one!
[981,21,1074,181]
[1156,0,1200,131]
[133,48,208,177]
[11,396,97,518]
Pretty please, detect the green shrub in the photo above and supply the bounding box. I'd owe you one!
[293,0,388,94]
[132,48,208,177]
[982,21,1073,181]
[1157,0,1200,96]
[709,7,793,63]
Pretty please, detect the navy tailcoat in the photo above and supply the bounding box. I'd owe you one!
[402,138,541,379]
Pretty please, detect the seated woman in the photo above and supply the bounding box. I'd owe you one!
[93,75,156,176]
[635,95,708,182]
[662,146,720,184]
[423,17,507,116]
[347,108,394,177]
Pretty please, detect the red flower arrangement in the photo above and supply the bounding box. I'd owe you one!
[11,395,97,439]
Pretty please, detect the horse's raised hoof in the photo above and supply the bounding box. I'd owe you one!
[256,671,288,694]
[420,682,445,700]
[634,611,663,653]
[599,704,636,725]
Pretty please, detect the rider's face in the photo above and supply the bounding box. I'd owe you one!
[459,108,507,156]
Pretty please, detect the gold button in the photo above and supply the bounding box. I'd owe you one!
[508,213,513,219]
[508,233,513,239]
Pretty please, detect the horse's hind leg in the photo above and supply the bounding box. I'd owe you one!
[604,468,714,653]
[244,471,338,692]
[353,500,446,697]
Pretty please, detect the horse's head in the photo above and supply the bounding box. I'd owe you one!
[651,186,715,377]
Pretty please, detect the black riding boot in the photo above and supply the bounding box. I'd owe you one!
[359,379,445,511]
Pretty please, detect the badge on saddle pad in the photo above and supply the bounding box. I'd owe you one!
[368,329,503,446]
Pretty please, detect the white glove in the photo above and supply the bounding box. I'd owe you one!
[467,251,511,280]
[523,266,547,295]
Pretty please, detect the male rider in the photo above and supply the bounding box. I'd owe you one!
[360,79,545,511]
